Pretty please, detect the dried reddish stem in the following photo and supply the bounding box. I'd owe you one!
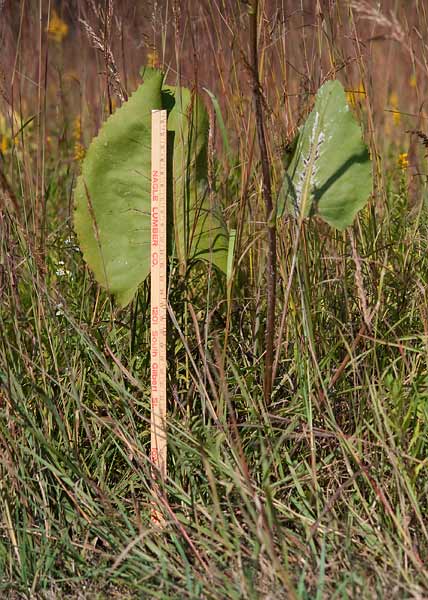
[249,0,277,404]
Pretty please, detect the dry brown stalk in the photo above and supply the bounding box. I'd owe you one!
[249,0,277,406]
[348,229,371,330]
[80,0,127,103]
[0,169,20,218]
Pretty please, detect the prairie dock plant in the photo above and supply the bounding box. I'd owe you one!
[1,1,428,598]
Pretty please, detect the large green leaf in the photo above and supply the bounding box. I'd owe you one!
[74,69,228,307]
[278,80,372,230]
[163,85,228,275]
[74,70,163,307]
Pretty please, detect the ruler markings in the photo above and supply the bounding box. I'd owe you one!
[150,109,167,513]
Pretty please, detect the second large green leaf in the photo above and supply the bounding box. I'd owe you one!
[163,85,228,275]
[278,80,372,230]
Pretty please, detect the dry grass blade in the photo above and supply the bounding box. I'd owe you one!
[0,170,20,217]
[79,5,127,103]
[350,0,405,44]
[0,61,10,105]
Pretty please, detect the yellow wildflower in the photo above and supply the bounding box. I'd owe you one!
[0,110,33,156]
[398,152,409,169]
[389,91,401,126]
[357,81,365,95]
[0,134,8,154]
[74,142,85,162]
[47,10,68,43]
[72,117,85,161]
[147,50,159,69]
[346,91,355,108]
[346,81,365,108]
[409,74,417,89]
[389,91,399,107]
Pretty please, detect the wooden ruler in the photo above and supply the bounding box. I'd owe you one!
[150,109,167,517]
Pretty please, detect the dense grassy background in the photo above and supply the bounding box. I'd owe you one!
[1,1,428,598]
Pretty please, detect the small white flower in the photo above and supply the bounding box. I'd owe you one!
[65,236,80,252]
[55,261,72,278]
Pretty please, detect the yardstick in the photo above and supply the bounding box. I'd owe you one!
[150,110,167,509]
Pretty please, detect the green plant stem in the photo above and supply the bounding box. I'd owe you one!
[249,0,277,404]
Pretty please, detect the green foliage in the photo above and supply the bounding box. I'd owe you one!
[2,131,428,597]
[163,84,228,275]
[278,80,372,230]
[74,70,163,307]
[74,69,228,306]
